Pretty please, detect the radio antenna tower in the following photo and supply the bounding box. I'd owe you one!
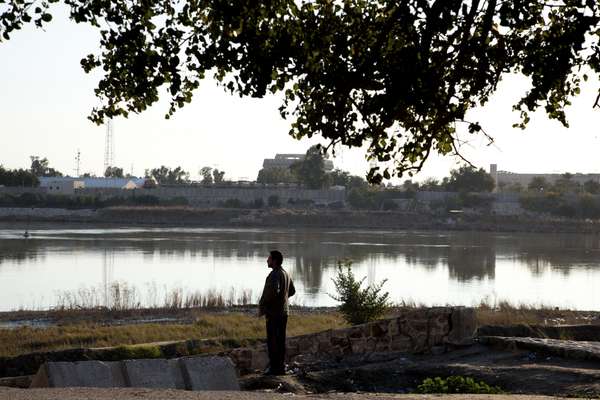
[74,149,81,177]
[104,120,115,172]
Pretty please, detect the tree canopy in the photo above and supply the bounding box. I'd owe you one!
[256,166,297,185]
[104,166,124,178]
[0,165,39,187]
[30,156,63,177]
[445,165,495,192]
[2,1,600,183]
[144,166,190,185]
[290,145,330,189]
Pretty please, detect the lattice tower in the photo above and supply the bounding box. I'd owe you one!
[104,120,115,171]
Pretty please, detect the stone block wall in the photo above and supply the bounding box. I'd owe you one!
[227,307,475,374]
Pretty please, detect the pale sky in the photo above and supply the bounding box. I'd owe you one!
[1,6,600,182]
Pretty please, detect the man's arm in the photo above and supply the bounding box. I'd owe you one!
[289,278,296,298]
[258,273,276,316]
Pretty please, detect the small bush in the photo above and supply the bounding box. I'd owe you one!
[252,198,264,208]
[329,261,390,325]
[132,195,160,205]
[267,195,280,207]
[382,199,398,210]
[101,345,163,361]
[222,198,242,208]
[416,376,503,394]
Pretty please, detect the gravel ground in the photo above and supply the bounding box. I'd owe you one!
[0,388,575,400]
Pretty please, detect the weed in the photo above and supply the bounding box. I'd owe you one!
[416,376,503,394]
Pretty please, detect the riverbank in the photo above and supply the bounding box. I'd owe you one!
[0,304,598,358]
[2,206,600,234]
[1,306,600,397]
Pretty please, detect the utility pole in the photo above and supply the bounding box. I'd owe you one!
[104,120,115,173]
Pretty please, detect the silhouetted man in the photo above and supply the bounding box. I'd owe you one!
[259,250,296,375]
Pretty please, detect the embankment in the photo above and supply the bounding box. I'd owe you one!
[2,206,600,233]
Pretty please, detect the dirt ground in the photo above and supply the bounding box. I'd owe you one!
[240,344,600,398]
[0,388,582,400]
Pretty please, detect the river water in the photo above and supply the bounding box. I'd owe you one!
[0,226,599,311]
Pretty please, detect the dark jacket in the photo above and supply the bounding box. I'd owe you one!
[259,267,295,318]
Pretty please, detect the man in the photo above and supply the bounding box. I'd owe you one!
[259,250,296,375]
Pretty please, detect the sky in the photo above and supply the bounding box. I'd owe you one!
[1,6,600,182]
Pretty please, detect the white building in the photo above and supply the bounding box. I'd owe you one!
[39,177,145,194]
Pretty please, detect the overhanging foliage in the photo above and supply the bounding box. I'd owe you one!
[1,1,599,182]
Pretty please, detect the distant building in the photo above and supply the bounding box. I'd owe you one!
[38,177,84,195]
[39,177,145,194]
[490,164,600,188]
[263,153,334,172]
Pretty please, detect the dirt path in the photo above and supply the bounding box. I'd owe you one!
[239,344,600,398]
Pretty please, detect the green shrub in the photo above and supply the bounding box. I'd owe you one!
[416,376,503,394]
[329,261,390,325]
[267,195,280,207]
[347,187,377,209]
[382,199,398,210]
[252,198,264,208]
[222,198,242,208]
[100,345,163,361]
[132,195,160,205]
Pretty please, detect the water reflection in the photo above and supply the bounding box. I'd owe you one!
[0,228,599,310]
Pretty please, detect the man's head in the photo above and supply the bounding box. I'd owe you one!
[267,250,283,269]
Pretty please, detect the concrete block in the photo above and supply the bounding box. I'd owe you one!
[446,307,476,345]
[30,361,126,388]
[123,359,185,389]
[180,356,240,391]
[250,348,269,371]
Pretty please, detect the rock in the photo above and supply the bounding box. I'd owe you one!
[0,375,32,388]
[29,356,240,391]
[30,361,126,388]
[180,356,240,391]
[122,359,185,389]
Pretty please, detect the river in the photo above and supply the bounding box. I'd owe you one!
[0,226,599,311]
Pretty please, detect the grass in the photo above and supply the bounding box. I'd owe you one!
[0,312,346,358]
[52,282,255,312]
[473,299,597,326]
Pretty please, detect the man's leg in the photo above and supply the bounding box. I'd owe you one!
[266,317,277,373]
[276,314,288,373]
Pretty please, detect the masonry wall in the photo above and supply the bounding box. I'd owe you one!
[227,307,475,374]
[77,187,346,206]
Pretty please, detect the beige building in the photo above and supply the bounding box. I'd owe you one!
[490,164,600,189]
[263,153,334,172]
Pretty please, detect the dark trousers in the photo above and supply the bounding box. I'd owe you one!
[266,314,288,373]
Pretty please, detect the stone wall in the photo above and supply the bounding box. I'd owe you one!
[77,186,346,207]
[0,187,47,196]
[227,307,475,374]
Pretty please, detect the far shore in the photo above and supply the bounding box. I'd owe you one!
[2,206,600,234]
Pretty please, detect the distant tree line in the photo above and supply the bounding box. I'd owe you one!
[402,166,496,194]
[0,165,39,187]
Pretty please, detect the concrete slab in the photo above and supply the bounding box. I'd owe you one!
[447,307,476,345]
[180,356,240,391]
[29,361,126,388]
[122,359,185,389]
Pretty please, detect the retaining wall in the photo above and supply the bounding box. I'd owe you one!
[227,306,475,374]
[77,187,346,206]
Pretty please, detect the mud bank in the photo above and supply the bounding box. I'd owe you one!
[1,207,600,234]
